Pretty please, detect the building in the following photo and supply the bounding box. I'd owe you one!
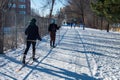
[11,0,31,15]
[3,0,31,28]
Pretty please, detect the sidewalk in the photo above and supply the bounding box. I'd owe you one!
[0,26,119,80]
[0,27,97,80]
[35,27,97,80]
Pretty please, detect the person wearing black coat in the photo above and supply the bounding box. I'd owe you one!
[22,18,41,64]
[48,20,59,48]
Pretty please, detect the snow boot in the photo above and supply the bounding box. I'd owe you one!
[53,41,56,48]
[22,55,26,64]
[32,52,36,61]
[50,41,53,47]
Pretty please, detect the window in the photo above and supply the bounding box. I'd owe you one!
[8,3,16,8]
[19,11,26,14]
[19,0,25,2]
[12,4,16,8]
[18,5,26,8]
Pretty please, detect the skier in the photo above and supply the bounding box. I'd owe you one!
[22,18,41,64]
[70,22,73,28]
[48,19,59,48]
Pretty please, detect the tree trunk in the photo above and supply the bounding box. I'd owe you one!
[0,11,4,54]
[81,12,85,30]
[107,22,109,32]
[95,16,98,29]
[49,0,55,19]
[93,14,96,28]
[100,17,103,30]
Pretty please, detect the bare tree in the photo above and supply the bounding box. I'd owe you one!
[41,0,68,18]
[67,0,90,30]
[40,0,56,19]
[49,0,55,18]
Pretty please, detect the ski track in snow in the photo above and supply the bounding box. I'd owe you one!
[0,26,120,80]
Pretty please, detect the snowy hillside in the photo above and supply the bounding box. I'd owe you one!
[0,26,120,80]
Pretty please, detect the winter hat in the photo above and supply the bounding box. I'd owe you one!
[51,19,55,24]
[31,18,36,23]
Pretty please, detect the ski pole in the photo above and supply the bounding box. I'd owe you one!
[58,26,61,45]
[20,21,30,61]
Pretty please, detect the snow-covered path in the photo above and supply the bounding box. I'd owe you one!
[0,26,120,80]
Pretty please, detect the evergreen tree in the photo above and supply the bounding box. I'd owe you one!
[91,0,120,32]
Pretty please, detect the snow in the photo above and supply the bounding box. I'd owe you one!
[0,26,120,80]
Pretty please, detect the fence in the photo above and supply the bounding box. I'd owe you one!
[3,13,50,51]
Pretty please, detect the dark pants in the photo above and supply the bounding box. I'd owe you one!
[24,41,36,56]
[50,32,56,47]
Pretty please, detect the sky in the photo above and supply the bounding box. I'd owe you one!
[30,0,67,16]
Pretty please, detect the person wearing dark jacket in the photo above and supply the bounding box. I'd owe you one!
[48,20,59,48]
[22,18,41,64]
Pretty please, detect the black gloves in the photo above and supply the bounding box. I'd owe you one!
[39,37,42,41]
